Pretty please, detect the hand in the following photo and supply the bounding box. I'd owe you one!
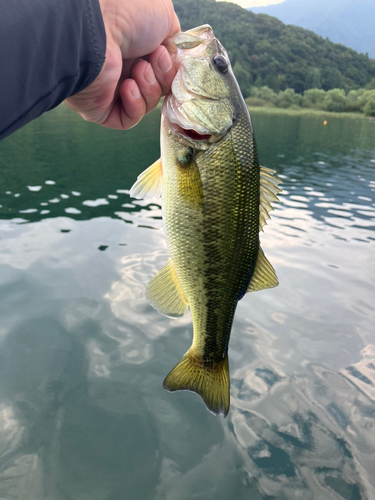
[65,0,180,129]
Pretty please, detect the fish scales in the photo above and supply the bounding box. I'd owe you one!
[130,25,281,417]
[163,117,259,360]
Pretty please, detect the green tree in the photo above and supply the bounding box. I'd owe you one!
[363,93,375,116]
[275,88,302,108]
[233,61,252,98]
[302,88,326,108]
[304,68,321,90]
[321,67,343,90]
[365,78,375,90]
[346,89,366,112]
[323,89,346,112]
[251,86,277,102]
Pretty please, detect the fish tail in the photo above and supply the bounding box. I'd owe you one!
[163,349,230,417]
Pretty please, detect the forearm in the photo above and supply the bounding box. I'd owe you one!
[0,0,106,141]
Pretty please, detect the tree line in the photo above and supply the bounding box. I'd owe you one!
[173,0,375,96]
[246,83,375,116]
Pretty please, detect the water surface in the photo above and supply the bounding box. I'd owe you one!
[0,106,374,499]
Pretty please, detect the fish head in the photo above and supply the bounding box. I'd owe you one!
[162,25,240,150]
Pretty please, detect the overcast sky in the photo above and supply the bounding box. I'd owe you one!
[217,0,285,7]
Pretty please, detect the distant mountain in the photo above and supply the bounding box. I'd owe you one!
[249,0,375,58]
[173,0,375,96]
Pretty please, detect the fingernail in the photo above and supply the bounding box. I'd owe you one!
[131,81,141,99]
[157,48,172,73]
[144,63,156,85]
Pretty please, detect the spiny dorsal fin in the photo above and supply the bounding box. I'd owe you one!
[247,245,279,293]
[163,349,230,417]
[145,258,188,318]
[259,166,282,232]
[129,158,162,199]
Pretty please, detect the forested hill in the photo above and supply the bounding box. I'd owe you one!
[172,0,375,97]
[250,0,375,59]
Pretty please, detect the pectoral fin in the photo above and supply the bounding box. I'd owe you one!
[129,158,162,199]
[145,258,188,318]
[247,245,279,293]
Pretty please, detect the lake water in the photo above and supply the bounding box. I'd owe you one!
[0,106,374,500]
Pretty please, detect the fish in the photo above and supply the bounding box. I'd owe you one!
[130,25,281,417]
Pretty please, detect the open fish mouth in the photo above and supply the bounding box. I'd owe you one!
[179,128,212,141]
[173,121,213,142]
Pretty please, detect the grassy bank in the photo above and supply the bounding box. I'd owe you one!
[247,105,370,120]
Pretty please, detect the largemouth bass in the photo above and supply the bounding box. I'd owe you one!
[130,25,281,417]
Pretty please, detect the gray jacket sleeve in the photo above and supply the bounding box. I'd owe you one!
[0,0,106,141]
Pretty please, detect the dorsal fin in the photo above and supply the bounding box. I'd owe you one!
[247,245,279,293]
[259,166,282,232]
[129,158,162,199]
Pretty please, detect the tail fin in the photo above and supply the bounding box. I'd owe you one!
[163,349,230,417]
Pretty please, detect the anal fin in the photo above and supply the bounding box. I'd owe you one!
[247,245,279,293]
[145,258,188,318]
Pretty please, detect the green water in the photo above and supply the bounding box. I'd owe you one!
[0,106,374,500]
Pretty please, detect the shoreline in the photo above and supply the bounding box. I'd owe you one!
[247,106,371,120]
[157,101,373,120]
[157,102,372,120]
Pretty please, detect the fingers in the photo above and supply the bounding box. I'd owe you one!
[73,44,177,131]
[129,46,176,113]
[149,45,176,96]
[101,46,176,130]
[101,79,147,130]
[129,58,162,115]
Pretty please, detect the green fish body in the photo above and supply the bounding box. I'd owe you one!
[130,25,281,417]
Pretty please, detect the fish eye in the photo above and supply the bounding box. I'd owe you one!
[213,55,228,74]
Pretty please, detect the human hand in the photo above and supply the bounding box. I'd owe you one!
[65,0,180,129]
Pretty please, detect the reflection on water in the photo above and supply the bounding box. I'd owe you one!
[0,106,374,499]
